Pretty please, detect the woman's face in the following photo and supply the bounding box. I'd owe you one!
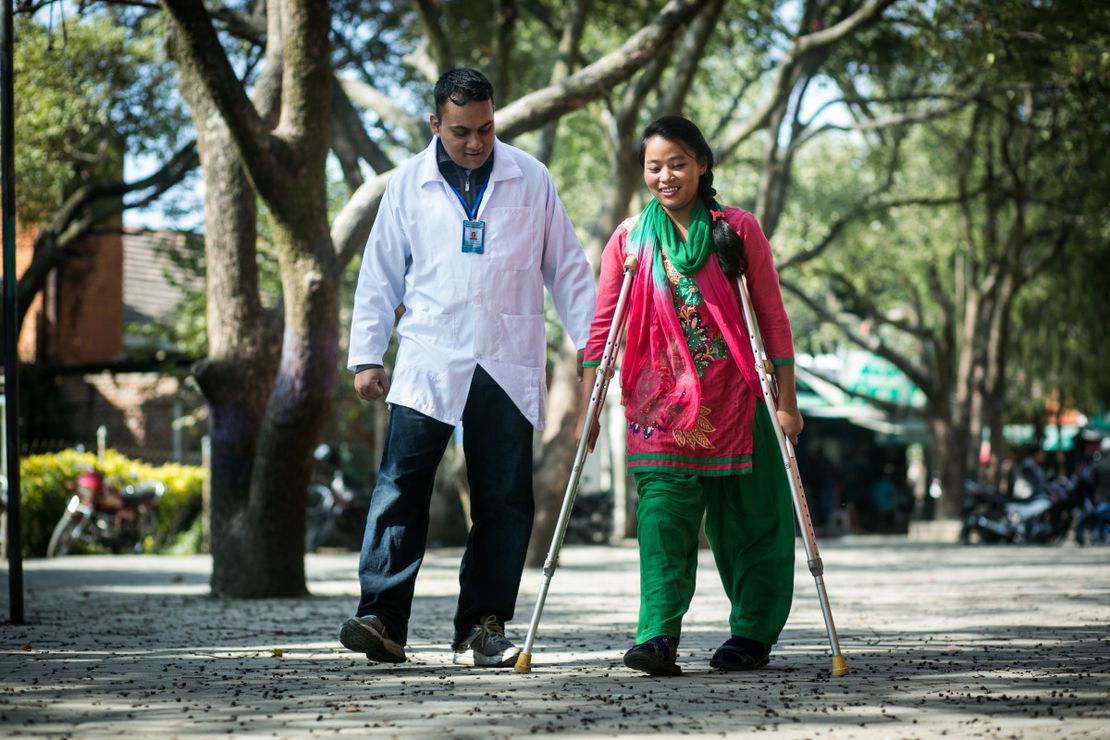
[642,135,707,220]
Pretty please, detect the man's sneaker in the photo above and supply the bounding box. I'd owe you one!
[339,615,406,664]
[451,615,521,667]
[623,635,682,676]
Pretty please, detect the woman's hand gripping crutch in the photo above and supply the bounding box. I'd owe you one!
[736,274,849,678]
[514,255,638,673]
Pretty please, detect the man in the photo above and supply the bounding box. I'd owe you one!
[340,69,596,667]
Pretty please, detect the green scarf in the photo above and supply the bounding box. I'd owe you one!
[641,197,713,276]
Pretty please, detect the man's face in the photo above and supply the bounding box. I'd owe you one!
[431,99,495,170]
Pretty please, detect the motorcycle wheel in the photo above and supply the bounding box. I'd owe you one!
[958,518,983,545]
[46,513,89,557]
[959,525,984,545]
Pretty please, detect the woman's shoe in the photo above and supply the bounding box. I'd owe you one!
[710,635,771,671]
[623,635,682,676]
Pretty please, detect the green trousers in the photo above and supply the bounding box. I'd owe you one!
[633,405,795,646]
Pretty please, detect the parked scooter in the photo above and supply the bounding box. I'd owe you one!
[304,444,371,552]
[47,468,165,557]
[958,477,1078,545]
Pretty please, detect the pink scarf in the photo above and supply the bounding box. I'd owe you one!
[619,221,762,431]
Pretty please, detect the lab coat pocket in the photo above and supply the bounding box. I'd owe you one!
[491,312,546,369]
[484,206,537,269]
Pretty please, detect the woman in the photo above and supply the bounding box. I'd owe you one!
[579,116,802,676]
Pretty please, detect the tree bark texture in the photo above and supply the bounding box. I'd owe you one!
[164,0,338,597]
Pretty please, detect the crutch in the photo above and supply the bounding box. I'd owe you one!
[737,274,849,678]
[514,255,638,673]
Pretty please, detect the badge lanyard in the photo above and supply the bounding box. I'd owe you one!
[453,176,489,255]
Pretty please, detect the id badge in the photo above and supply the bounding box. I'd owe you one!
[461,220,485,254]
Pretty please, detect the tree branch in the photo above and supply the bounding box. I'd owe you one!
[161,0,282,192]
[330,172,390,271]
[781,276,936,396]
[535,0,592,164]
[331,79,394,181]
[714,0,898,163]
[653,0,725,116]
[274,0,331,158]
[495,0,711,140]
[412,0,452,80]
[790,95,976,154]
[15,142,200,331]
[493,0,519,101]
[337,76,430,147]
[779,187,985,271]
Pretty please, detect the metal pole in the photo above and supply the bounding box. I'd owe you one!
[1,0,25,624]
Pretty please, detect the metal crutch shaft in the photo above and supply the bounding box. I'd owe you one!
[514,255,638,673]
[736,275,849,678]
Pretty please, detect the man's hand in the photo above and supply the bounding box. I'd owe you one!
[354,368,390,401]
[576,349,585,382]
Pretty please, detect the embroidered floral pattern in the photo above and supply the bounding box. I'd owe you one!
[662,252,728,377]
[675,275,703,307]
[628,421,658,440]
[672,405,716,450]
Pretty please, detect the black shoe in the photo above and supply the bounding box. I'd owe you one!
[710,635,770,671]
[623,636,682,676]
[339,615,407,663]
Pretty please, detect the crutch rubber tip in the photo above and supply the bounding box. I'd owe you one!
[513,652,533,673]
[830,655,848,677]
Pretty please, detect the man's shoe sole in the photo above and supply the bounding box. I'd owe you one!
[623,650,682,676]
[339,618,406,664]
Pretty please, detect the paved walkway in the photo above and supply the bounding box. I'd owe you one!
[1,532,1108,738]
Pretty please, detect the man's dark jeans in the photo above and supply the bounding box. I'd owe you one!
[355,366,534,645]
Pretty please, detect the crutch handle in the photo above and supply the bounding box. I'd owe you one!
[623,255,638,271]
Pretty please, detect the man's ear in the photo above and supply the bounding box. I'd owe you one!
[429,114,440,136]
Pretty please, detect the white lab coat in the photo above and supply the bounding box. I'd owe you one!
[347,138,596,429]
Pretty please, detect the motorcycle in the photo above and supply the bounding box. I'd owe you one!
[47,468,165,557]
[1072,462,1109,545]
[958,477,1078,545]
[305,444,372,552]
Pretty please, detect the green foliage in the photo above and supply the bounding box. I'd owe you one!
[17,449,206,558]
[17,450,83,557]
[14,11,187,225]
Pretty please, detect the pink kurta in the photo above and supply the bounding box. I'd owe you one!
[585,207,794,476]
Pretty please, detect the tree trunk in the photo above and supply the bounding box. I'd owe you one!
[176,46,284,596]
[235,217,339,596]
[530,336,586,565]
[164,0,337,597]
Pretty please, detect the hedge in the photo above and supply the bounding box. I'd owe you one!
[14,449,206,558]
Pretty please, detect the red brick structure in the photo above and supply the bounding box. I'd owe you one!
[14,227,204,463]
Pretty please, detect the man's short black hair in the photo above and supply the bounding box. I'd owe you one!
[433,69,494,117]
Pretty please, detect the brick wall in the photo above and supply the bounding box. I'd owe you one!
[52,371,205,464]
